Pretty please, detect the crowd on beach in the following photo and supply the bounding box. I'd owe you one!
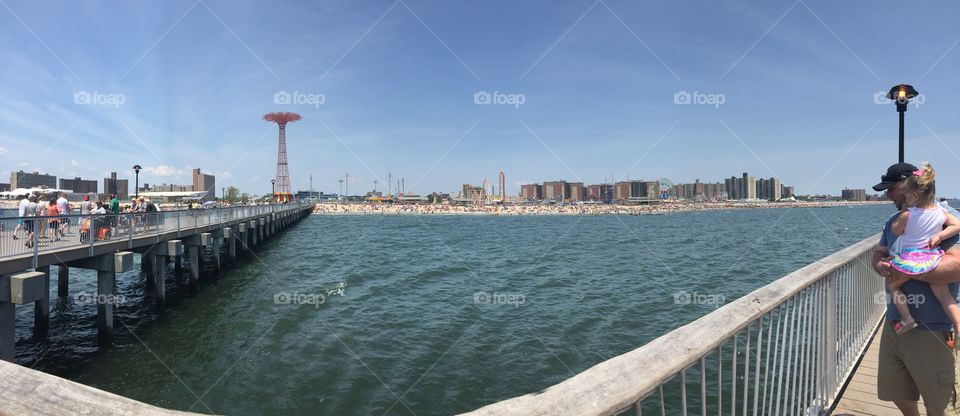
[9,193,161,248]
[312,199,887,216]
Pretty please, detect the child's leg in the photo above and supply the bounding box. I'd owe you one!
[930,283,960,332]
[888,280,915,326]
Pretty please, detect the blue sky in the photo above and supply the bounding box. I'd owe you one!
[1,0,959,197]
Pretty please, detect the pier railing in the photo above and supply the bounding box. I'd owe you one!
[0,202,310,266]
[463,234,885,416]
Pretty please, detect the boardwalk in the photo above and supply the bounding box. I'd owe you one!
[833,323,929,416]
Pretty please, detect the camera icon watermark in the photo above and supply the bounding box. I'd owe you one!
[274,291,326,308]
[673,290,725,307]
[874,291,926,306]
[673,90,725,108]
[73,90,126,108]
[274,90,325,108]
[473,91,525,108]
[75,291,126,306]
[873,91,924,108]
[473,291,525,307]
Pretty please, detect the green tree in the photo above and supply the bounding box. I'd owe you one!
[226,186,240,202]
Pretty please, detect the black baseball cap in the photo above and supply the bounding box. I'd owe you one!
[873,162,918,191]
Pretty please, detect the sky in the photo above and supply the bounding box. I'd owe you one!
[1,0,959,197]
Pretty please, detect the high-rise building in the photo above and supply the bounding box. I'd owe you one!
[567,182,584,201]
[841,188,867,201]
[10,171,56,189]
[782,185,795,198]
[542,181,567,201]
[498,171,506,202]
[59,177,98,194]
[0,183,10,192]
[614,181,631,201]
[520,184,542,200]
[103,172,129,200]
[192,168,216,202]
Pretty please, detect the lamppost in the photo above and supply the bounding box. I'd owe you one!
[221,186,225,201]
[271,179,276,203]
[132,165,142,199]
[886,84,919,163]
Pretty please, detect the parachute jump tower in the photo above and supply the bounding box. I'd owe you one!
[263,112,302,203]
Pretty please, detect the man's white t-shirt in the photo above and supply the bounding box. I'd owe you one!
[18,198,29,217]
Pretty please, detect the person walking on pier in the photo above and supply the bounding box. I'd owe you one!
[873,162,960,416]
[12,194,28,240]
[22,196,37,248]
[57,192,71,236]
[46,198,60,241]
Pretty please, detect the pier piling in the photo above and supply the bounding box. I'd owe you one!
[57,264,68,298]
[33,266,50,339]
[1,271,48,361]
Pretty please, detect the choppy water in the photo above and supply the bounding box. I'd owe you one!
[12,204,895,415]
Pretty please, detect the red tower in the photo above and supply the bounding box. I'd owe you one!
[263,112,302,203]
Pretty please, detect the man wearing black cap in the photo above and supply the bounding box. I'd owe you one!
[872,162,960,416]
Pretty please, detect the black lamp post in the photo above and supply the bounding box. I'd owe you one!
[886,84,919,163]
[132,164,142,199]
[221,186,225,201]
[271,179,276,202]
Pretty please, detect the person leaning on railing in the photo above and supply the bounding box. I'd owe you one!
[873,162,960,416]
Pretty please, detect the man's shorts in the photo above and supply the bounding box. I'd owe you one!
[878,319,959,414]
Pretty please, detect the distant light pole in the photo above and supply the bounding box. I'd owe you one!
[221,186,225,200]
[338,179,344,199]
[132,164,142,199]
[271,179,276,202]
[887,84,919,163]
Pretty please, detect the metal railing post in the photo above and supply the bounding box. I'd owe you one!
[824,274,838,399]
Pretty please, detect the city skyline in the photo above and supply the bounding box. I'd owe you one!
[1,2,959,196]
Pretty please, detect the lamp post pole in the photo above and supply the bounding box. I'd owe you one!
[887,84,918,163]
[271,179,276,203]
[133,165,141,199]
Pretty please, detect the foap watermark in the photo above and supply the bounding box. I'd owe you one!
[473,291,525,307]
[673,90,725,108]
[673,290,725,307]
[75,291,127,306]
[73,90,126,108]
[274,291,326,308]
[473,91,525,108]
[274,90,325,108]
[873,91,925,108]
[874,291,926,306]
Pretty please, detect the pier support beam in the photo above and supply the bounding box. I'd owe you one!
[1,271,48,361]
[68,252,133,346]
[141,254,154,286]
[145,240,182,307]
[225,227,236,263]
[237,223,248,257]
[249,221,258,246]
[187,234,209,288]
[57,264,69,298]
[211,229,222,273]
[34,266,50,339]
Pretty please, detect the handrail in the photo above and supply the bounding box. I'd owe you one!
[0,202,312,264]
[462,234,885,416]
[0,359,202,415]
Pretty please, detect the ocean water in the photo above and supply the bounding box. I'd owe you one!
[11,204,894,415]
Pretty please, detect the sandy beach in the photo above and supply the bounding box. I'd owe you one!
[310,200,888,216]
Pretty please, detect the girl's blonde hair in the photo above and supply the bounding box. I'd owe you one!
[902,161,936,206]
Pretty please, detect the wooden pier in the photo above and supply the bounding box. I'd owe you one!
[0,203,313,362]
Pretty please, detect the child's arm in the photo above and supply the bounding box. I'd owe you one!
[892,209,910,236]
[931,211,960,247]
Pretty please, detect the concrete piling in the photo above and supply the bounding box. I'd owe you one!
[33,266,50,339]
[57,264,69,298]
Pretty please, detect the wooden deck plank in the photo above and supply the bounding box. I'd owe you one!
[833,330,928,416]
